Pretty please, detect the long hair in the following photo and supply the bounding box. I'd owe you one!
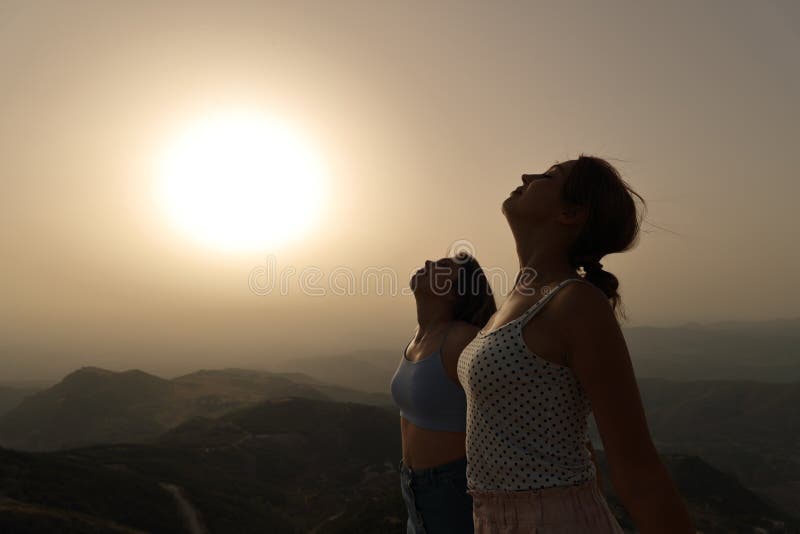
[561,154,646,322]
[451,252,497,328]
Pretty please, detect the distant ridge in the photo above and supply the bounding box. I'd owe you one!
[266,350,400,393]
[677,317,800,332]
[0,367,392,451]
[623,319,800,382]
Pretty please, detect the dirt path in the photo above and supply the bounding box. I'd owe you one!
[159,482,208,534]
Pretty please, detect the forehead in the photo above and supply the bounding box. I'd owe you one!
[548,160,576,176]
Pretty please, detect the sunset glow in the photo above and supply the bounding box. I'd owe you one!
[156,111,327,251]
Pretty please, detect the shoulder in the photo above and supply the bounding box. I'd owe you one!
[442,321,479,357]
[450,319,481,335]
[547,280,622,360]
[554,280,616,327]
[446,320,480,345]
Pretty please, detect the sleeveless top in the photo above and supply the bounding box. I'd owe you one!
[389,325,468,433]
[456,277,597,491]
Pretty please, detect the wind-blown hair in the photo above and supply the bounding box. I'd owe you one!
[562,154,646,322]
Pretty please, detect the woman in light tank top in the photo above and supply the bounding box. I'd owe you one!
[390,252,496,533]
[457,155,695,533]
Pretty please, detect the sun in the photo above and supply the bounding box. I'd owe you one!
[155,111,327,251]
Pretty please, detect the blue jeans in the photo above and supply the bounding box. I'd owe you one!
[399,456,474,534]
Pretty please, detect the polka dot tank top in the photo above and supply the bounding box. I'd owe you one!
[456,277,597,491]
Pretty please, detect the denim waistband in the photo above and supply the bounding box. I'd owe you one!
[399,456,467,482]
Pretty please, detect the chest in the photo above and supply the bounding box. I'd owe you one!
[479,294,570,367]
[456,329,577,401]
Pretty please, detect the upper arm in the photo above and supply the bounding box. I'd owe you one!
[442,321,479,386]
[561,285,660,495]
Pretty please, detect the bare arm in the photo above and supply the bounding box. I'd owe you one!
[562,285,695,534]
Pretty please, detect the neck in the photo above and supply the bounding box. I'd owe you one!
[510,222,577,288]
[414,294,453,333]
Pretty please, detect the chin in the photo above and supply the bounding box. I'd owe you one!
[409,274,425,294]
[501,196,514,216]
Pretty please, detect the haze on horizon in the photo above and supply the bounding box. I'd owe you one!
[1,0,798,381]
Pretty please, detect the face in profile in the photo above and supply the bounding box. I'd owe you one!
[409,257,459,299]
[502,160,577,224]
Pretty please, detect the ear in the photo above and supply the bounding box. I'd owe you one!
[557,204,589,226]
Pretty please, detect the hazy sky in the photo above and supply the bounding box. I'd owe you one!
[2,1,798,380]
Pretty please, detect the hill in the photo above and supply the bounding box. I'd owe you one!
[265,350,401,394]
[0,385,41,417]
[0,367,393,451]
[0,397,402,533]
[625,318,800,382]
[588,378,800,519]
[0,396,796,533]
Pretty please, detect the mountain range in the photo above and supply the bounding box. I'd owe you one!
[0,317,797,531]
[1,395,797,533]
[0,367,391,451]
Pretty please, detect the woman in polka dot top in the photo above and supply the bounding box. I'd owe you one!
[456,155,695,533]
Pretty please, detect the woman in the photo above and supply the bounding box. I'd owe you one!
[390,252,496,533]
[456,155,696,533]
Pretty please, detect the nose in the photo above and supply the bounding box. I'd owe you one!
[521,174,533,184]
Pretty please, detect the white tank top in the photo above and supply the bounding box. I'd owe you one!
[456,277,597,491]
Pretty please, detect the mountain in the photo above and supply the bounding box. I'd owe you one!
[4,317,795,451]
[0,396,796,533]
[594,451,798,533]
[0,367,393,451]
[636,378,800,445]
[0,385,41,417]
[256,321,800,395]
[266,350,401,393]
[589,377,800,520]
[682,317,800,335]
[172,367,393,409]
[624,318,800,382]
[0,397,402,533]
[0,367,175,451]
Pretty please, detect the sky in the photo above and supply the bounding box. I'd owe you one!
[1,0,798,380]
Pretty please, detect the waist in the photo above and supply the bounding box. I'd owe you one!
[465,440,596,491]
[399,410,466,433]
[467,464,596,493]
[399,455,467,481]
[467,477,598,499]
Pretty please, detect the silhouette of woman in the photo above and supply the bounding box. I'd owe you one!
[391,252,496,534]
[456,155,696,533]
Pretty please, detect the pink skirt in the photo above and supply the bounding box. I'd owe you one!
[467,479,625,533]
